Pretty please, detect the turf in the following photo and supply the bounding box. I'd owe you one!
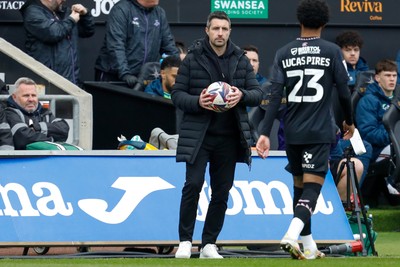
[0,232,399,266]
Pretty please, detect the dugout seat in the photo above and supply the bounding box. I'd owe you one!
[133,62,161,91]
[383,104,400,188]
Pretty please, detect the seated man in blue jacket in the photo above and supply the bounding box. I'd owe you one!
[356,59,399,194]
[144,56,181,99]
[336,31,369,92]
[5,77,70,150]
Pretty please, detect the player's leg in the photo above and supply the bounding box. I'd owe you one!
[281,144,330,260]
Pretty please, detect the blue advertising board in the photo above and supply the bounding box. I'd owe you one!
[0,152,353,246]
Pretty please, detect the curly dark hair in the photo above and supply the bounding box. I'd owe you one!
[297,0,330,29]
[335,31,364,49]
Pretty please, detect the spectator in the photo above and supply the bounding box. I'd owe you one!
[172,11,262,259]
[356,59,400,194]
[242,45,268,86]
[329,135,372,203]
[95,0,180,88]
[175,41,188,60]
[20,0,95,86]
[256,0,354,260]
[144,56,181,99]
[335,31,369,92]
[5,77,69,150]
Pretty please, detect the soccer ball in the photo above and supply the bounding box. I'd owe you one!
[206,81,233,112]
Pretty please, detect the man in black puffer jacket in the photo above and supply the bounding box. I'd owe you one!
[172,11,262,259]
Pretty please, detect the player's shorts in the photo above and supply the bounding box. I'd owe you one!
[285,143,331,177]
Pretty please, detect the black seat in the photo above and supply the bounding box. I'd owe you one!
[383,104,400,186]
[133,62,161,91]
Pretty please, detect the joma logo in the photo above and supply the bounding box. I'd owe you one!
[341,0,383,13]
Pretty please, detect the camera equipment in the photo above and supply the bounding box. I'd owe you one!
[322,240,363,254]
[337,137,378,256]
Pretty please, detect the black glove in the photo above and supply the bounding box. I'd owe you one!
[122,74,138,88]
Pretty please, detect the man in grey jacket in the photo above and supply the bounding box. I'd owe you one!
[95,0,179,88]
[172,11,262,259]
[5,77,69,150]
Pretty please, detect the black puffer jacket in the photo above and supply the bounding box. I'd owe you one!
[171,38,262,165]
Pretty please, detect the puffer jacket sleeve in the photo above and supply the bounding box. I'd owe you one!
[22,6,76,43]
[105,5,132,79]
[239,58,263,107]
[356,95,390,146]
[40,111,70,142]
[171,56,204,114]
[77,13,95,38]
[5,108,52,149]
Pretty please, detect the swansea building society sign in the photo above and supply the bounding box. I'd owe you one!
[211,0,268,19]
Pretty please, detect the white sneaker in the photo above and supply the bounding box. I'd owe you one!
[280,236,305,260]
[200,244,223,259]
[304,248,325,260]
[175,241,192,259]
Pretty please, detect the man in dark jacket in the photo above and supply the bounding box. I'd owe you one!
[172,11,262,259]
[356,59,399,194]
[144,55,181,99]
[5,77,69,150]
[20,0,95,86]
[95,0,179,88]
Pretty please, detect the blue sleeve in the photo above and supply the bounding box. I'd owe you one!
[356,95,390,146]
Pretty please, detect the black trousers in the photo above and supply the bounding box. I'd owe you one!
[178,133,239,247]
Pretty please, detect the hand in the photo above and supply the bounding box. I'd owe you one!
[226,86,242,108]
[122,74,138,88]
[342,121,355,140]
[199,88,214,111]
[69,10,80,22]
[256,135,270,159]
[72,4,88,15]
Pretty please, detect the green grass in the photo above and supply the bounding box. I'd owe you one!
[0,208,397,266]
[369,207,400,232]
[0,232,398,266]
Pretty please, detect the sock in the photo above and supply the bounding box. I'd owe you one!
[284,217,304,241]
[301,234,317,251]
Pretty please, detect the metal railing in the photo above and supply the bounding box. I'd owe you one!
[0,38,92,149]
[0,95,80,145]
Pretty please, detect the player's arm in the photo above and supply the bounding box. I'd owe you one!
[256,82,284,158]
[336,82,355,139]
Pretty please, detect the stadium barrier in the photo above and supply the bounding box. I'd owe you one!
[0,150,353,247]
